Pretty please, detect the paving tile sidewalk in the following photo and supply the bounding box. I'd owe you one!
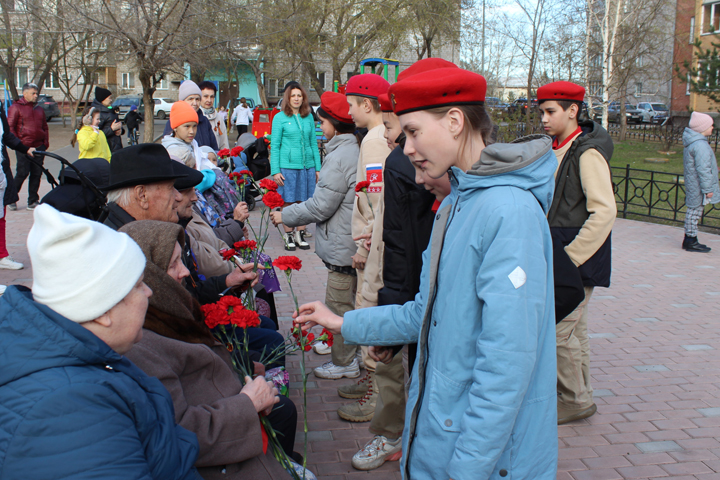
[5,193,720,479]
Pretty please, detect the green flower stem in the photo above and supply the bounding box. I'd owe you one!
[284,271,306,479]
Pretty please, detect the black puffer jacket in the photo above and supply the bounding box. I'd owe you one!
[1,104,28,205]
[378,146,435,307]
[91,99,123,152]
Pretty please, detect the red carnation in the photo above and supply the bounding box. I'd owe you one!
[201,303,230,329]
[272,255,302,271]
[238,169,253,177]
[262,191,285,209]
[230,146,244,157]
[217,148,231,158]
[230,308,261,328]
[355,181,371,192]
[233,240,257,251]
[219,248,237,261]
[321,328,334,347]
[258,178,278,191]
[217,295,244,311]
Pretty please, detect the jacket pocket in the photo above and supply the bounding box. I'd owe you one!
[427,366,470,433]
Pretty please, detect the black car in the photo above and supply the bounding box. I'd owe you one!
[508,98,538,116]
[37,94,61,121]
[592,102,643,124]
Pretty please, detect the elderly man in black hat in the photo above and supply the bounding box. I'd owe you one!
[103,143,251,304]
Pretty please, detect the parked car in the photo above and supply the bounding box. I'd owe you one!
[37,94,61,121]
[111,95,144,120]
[636,102,669,124]
[592,102,643,124]
[508,98,538,116]
[485,96,509,112]
[153,98,174,119]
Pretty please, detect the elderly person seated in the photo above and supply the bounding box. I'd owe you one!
[103,144,248,305]
[120,220,310,479]
[0,205,200,479]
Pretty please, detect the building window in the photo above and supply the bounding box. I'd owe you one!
[591,55,602,67]
[44,73,59,89]
[702,2,720,34]
[588,81,602,96]
[157,78,168,90]
[635,55,643,68]
[121,72,135,89]
[314,72,325,91]
[691,16,696,43]
[635,82,643,95]
[347,71,359,82]
[265,78,278,97]
[16,67,27,87]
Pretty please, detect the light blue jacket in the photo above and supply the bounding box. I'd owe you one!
[683,127,720,208]
[343,135,559,480]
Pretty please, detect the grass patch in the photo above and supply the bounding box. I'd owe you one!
[611,140,685,173]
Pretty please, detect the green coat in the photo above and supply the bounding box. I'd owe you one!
[270,111,321,174]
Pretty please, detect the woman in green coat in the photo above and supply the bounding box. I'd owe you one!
[270,82,322,251]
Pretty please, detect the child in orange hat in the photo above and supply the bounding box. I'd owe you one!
[163,101,215,170]
[537,80,616,425]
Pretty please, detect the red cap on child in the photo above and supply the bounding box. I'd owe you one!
[378,94,393,113]
[397,58,458,82]
[388,68,487,116]
[537,81,586,103]
[345,74,390,99]
[320,92,354,124]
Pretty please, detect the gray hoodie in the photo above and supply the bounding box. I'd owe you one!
[282,133,359,267]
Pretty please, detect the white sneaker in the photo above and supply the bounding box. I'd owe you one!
[313,358,361,379]
[0,256,23,270]
[351,435,402,471]
[356,349,366,370]
[0,285,6,296]
[313,341,331,355]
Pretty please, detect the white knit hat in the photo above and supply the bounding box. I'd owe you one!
[178,80,202,101]
[27,205,146,323]
[689,112,714,134]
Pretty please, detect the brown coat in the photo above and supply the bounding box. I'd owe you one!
[126,330,290,480]
[186,210,234,278]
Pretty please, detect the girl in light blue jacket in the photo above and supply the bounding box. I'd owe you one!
[295,65,559,480]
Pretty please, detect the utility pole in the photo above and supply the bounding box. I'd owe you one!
[481,0,486,74]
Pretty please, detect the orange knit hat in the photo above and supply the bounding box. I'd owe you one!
[170,101,198,129]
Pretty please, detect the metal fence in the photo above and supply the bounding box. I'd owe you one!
[605,124,720,152]
[612,165,720,230]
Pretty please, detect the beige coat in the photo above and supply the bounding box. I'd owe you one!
[351,124,391,260]
[204,109,230,150]
[186,211,234,278]
[126,330,290,480]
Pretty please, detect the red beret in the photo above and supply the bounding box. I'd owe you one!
[319,91,353,124]
[378,93,393,113]
[345,74,390,99]
[397,58,458,82]
[388,68,487,115]
[537,81,585,102]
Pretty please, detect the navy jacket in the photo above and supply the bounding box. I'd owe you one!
[163,110,219,150]
[0,286,201,479]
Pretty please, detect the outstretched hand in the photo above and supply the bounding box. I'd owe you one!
[293,300,343,334]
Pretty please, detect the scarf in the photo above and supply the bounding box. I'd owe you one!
[201,106,216,120]
[119,220,215,346]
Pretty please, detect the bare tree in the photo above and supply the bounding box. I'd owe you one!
[0,0,31,98]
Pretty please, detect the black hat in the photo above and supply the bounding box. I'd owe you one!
[105,144,188,191]
[173,162,205,191]
[95,86,112,103]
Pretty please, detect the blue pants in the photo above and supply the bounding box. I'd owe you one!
[245,315,285,369]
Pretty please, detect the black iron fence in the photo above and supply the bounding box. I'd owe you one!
[612,165,720,230]
[605,124,720,152]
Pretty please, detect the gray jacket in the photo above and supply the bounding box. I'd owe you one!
[282,133,358,267]
[683,127,720,209]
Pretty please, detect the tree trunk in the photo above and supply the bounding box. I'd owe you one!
[619,101,627,141]
[139,72,156,143]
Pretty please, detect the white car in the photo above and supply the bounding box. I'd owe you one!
[153,98,174,119]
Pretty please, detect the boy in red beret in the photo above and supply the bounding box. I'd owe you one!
[311,74,391,421]
[537,80,616,424]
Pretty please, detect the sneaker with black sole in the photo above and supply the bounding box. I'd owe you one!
[683,235,711,252]
[338,370,373,399]
[351,435,402,471]
[313,358,360,379]
[294,230,310,250]
[7,203,16,211]
[285,232,296,251]
[26,202,39,211]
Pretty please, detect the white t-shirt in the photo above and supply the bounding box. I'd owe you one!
[231,105,253,125]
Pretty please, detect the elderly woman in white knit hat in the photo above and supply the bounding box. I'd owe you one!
[682,112,720,252]
[0,204,201,479]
